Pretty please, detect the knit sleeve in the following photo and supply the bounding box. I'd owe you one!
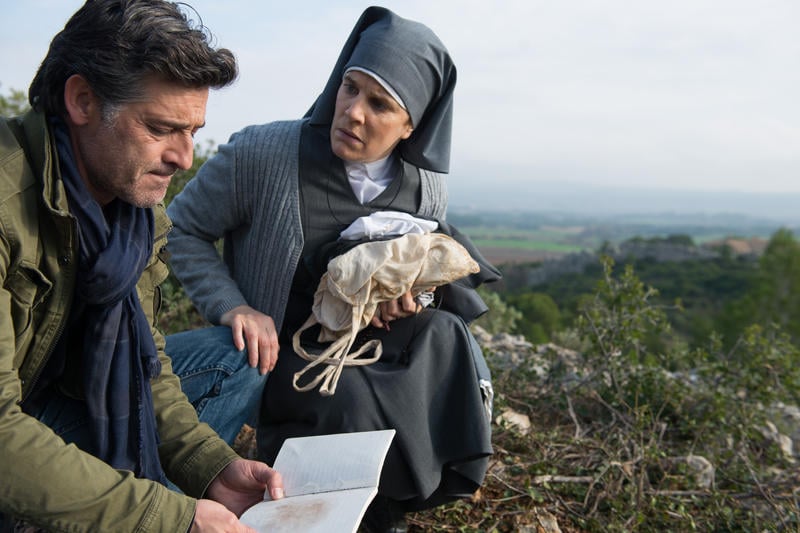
[166,121,304,328]
[418,168,448,220]
[166,128,257,324]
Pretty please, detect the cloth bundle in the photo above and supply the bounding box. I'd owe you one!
[292,232,480,395]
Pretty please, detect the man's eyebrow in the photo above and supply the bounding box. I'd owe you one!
[150,117,206,130]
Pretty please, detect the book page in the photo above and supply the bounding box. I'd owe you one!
[240,487,376,533]
[239,430,396,533]
[270,429,396,498]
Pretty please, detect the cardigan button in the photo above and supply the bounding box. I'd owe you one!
[58,255,70,266]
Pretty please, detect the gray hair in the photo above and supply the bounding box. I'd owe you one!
[29,0,238,116]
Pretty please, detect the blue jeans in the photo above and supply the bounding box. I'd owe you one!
[29,326,265,448]
[165,326,268,445]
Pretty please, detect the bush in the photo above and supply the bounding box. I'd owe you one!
[408,256,800,532]
[472,285,522,336]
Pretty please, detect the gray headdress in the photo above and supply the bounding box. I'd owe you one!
[306,6,457,174]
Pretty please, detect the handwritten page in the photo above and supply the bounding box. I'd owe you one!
[240,429,395,533]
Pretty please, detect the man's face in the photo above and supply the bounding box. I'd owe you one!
[69,77,209,207]
[329,70,413,164]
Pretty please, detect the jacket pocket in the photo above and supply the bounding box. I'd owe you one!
[136,246,171,328]
[5,262,53,338]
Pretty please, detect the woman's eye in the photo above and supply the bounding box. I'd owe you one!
[370,99,388,112]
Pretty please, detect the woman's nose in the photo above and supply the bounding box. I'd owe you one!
[345,97,366,123]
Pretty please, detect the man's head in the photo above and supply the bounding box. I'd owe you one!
[29,0,238,207]
[29,0,237,117]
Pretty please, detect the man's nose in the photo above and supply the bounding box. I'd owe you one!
[164,133,194,170]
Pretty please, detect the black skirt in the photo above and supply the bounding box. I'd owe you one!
[257,308,493,511]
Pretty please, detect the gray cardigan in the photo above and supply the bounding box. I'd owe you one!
[166,119,448,332]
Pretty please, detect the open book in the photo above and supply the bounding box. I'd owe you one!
[240,429,396,533]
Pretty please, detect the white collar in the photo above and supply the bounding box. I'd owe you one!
[345,154,397,203]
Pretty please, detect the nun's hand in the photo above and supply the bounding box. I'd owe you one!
[370,291,419,330]
[220,305,279,374]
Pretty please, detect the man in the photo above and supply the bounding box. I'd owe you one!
[0,1,283,531]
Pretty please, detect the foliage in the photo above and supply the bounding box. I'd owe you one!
[158,271,208,334]
[472,285,522,336]
[507,291,561,343]
[494,243,759,350]
[158,140,218,335]
[490,228,800,355]
[406,258,800,532]
[733,228,800,343]
[710,323,800,406]
[0,85,29,116]
[577,255,675,368]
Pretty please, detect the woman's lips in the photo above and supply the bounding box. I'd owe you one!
[337,128,362,143]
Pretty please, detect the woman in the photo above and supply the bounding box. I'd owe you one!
[166,7,497,530]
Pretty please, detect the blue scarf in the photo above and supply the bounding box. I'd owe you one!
[53,120,166,483]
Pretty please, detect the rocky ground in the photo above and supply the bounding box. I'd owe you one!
[234,327,800,531]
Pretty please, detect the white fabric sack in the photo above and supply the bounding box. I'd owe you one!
[338,211,439,241]
[292,232,480,396]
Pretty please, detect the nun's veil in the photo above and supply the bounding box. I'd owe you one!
[306,6,457,174]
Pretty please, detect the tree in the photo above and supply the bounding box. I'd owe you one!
[508,292,561,343]
[743,228,800,340]
[0,84,29,116]
[472,286,522,336]
[577,255,672,367]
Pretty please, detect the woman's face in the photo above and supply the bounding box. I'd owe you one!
[329,70,414,163]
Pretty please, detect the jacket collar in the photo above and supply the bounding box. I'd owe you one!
[21,109,71,216]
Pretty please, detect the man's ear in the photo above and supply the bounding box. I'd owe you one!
[63,74,97,126]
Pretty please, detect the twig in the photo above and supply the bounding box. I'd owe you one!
[565,392,583,440]
[533,475,594,485]
[488,494,531,503]
[590,389,634,429]
[647,490,711,497]
[505,394,536,411]
[488,471,527,496]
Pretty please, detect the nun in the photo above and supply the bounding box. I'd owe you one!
[166,6,498,532]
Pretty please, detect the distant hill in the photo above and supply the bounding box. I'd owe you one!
[447,177,800,227]
[448,206,787,266]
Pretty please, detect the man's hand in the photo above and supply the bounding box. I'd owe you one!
[204,458,284,516]
[191,499,256,533]
[370,290,420,329]
[220,305,279,374]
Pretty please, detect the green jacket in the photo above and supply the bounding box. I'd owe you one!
[0,110,239,531]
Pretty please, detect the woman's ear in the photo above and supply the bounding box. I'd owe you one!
[401,123,414,140]
[63,74,97,126]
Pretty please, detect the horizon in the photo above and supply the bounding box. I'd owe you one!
[448,180,800,226]
[2,1,798,199]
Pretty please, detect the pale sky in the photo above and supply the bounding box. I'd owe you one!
[2,0,799,199]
